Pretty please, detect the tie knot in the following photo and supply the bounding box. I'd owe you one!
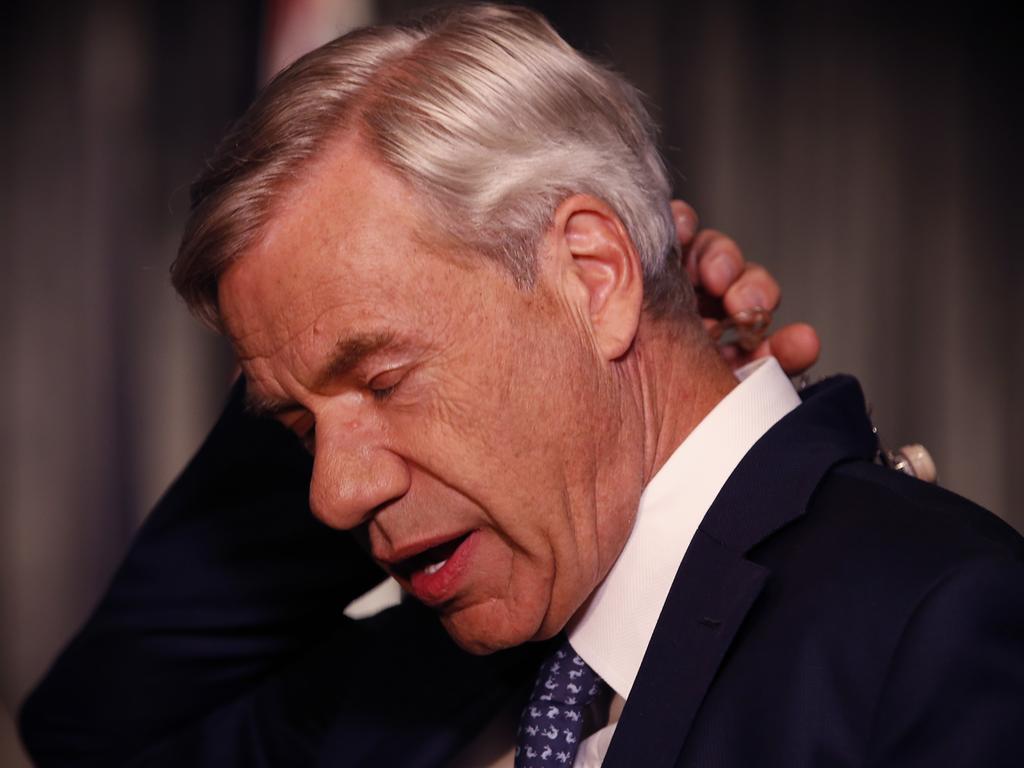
[515,638,608,767]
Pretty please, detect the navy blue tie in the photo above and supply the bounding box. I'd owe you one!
[515,637,608,767]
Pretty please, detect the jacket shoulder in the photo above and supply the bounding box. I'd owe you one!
[749,460,1023,628]
[817,460,1022,563]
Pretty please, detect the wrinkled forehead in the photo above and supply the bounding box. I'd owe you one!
[215,140,444,346]
[215,145,525,381]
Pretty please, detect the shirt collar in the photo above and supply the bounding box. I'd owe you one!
[566,356,801,699]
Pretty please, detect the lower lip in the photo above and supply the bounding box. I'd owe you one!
[407,531,479,606]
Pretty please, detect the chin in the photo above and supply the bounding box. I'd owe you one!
[439,601,551,655]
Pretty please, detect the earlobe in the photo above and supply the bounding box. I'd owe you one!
[555,196,643,361]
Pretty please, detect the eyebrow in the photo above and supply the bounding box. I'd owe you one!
[243,330,399,419]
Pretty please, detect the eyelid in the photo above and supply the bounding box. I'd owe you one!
[367,365,408,400]
[369,366,405,387]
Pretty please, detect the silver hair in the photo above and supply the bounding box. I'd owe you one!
[172,4,695,329]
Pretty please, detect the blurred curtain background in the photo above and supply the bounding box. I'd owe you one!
[2,1,1020,764]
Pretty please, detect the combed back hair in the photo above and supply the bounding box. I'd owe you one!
[172,3,697,330]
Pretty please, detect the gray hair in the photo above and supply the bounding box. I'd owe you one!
[172,3,695,329]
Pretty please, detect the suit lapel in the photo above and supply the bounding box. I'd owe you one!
[602,531,768,768]
[603,376,878,768]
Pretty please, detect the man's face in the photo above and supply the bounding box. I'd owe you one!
[218,140,639,654]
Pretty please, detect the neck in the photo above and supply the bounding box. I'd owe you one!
[628,317,738,488]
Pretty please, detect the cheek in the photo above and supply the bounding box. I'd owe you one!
[389,353,582,524]
[395,299,614,637]
[469,329,607,563]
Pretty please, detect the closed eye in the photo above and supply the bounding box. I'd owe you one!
[368,367,406,402]
[371,385,397,402]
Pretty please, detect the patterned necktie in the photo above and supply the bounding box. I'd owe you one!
[515,637,608,767]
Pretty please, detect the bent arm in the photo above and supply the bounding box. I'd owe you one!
[19,381,387,766]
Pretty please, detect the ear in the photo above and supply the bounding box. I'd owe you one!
[548,194,643,360]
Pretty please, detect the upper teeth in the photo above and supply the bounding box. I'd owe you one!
[424,559,447,575]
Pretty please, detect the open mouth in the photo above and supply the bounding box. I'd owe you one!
[392,531,472,580]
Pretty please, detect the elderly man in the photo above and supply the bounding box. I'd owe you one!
[21,5,1023,768]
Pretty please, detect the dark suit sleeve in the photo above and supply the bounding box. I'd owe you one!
[18,382,388,766]
[866,556,1024,768]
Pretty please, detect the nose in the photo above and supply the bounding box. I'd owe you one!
[308,414,411,530]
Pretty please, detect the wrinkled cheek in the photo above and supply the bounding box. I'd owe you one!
[474,542,517,597]
[459,553,556,650]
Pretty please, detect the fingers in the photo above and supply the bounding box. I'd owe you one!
[684,224,782,317]
[690,230,744,297]
[765,322,821,376]
[722,262,781,317]
[671,200,699,246]
[675,209,821,376]
[671,200,700,283]
[714,322,820,377]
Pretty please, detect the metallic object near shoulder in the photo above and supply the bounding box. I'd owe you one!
[882,443,938,483]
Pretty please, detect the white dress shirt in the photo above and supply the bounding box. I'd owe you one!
[448,357,800,768]
[568,357,800,766]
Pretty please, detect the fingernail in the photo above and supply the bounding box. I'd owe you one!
[709,252,739,288]
[737,283,767,309]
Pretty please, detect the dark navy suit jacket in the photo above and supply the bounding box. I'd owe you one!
[20,376,1024,766]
